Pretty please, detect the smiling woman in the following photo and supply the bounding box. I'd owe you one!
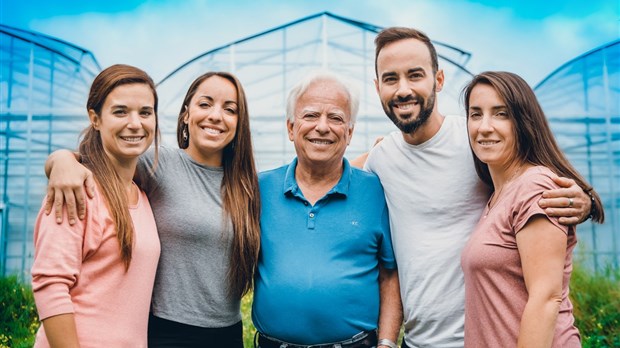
[178,75,239,167]
[461,71,605,348]
[42,70,261,347]
[31,64,161,347]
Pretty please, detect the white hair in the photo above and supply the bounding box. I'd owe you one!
[285,70,360,127]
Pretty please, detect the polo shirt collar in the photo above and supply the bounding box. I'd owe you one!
[283,157,352,199]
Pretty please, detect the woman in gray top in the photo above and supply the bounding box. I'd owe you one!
[45,71,261,347]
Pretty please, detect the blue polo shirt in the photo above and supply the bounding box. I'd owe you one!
[252,158,395,344]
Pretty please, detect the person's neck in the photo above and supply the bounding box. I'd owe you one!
[108,156,139,204]
[402,111,445,145]
[489,161,531,192]
[295,159,344,205]
[184,146,223,167]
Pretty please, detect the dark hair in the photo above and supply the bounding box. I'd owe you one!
[374,27,439,76]
[176,71,261,298]
[81,64,160,270]
[463,71,604,223]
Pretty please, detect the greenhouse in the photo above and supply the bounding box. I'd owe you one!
[535,39,620,270]
[156,12,475,170]
[1,13,618,279]
[0,24,101,277]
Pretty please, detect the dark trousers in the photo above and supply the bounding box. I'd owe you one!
[401,339,410,348]
[148,314,244,348]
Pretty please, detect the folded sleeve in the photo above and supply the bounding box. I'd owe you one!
[31,193,100,320]
[511,173,569,236]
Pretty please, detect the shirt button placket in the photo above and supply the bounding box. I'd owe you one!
[308,210,316,229]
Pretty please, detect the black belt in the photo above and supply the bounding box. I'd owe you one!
[257,330,377,348]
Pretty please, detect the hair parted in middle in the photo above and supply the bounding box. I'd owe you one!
[462,71,605,223]
[81,63,160,270]
[175,71,261,298]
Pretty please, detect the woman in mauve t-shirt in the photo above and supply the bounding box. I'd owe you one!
[460,71,605,348]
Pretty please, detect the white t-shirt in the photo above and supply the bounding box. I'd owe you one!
[365,115,490,348]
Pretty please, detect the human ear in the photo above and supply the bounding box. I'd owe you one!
[286,119,294,142]
[88,109,99,129]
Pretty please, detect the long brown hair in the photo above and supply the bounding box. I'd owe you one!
[177,72,261,298]
[81,64,159,270]
[463,71,604,223]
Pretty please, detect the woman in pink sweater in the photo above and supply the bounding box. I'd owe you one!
[461,71,605,347]
[31,64,161,347]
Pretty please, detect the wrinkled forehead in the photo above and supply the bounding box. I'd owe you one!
[296,80,351,115]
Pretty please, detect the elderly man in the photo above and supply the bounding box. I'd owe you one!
[252,71,401,348]
[352,27,593,348]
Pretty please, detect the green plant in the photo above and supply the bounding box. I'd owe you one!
[0,275,39,348]
[4,263,620,348]
[242,291,257,347]
[570,264,620,348]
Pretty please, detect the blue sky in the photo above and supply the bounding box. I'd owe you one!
[2,0,618,85]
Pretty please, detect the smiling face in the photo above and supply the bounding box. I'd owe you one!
[184,75,238,166]
[467,83,518,170]
[287,79,353,171]
[90,83,155,167]
[375,38,444,135]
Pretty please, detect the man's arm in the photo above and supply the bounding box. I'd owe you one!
[350,137,384,169]
[44,150,95,225]
[377,265,402,347]
[538,176,591,225]
[350,152,369,169]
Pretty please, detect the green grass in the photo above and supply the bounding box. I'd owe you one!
[242,291,257,346]
[0,275,39,348]
[569,264,620,347]
[4,262,619,347]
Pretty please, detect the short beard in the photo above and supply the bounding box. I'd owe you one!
[383,86,436,135]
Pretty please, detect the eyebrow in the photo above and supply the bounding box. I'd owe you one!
[407,67,425,74]
[380,67,425,80]
[468,105,508,111]
[299,107,346,116]
[110,104,154,110]
[197,95,238,106]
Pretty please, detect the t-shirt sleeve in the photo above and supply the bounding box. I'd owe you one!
[31,192,102,320]
[511,172,569,236]
[363,146,377,173]
[134,147,159,193]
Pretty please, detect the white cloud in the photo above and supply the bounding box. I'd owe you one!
[27,0,618,85]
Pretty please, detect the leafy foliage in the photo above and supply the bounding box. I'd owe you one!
[3,261,619,347]
[570,264,620,348]
[0,275,39,348]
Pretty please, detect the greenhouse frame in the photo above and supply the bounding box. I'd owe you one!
[1,13,618,279]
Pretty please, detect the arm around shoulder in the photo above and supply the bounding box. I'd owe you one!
[44,149,95,224]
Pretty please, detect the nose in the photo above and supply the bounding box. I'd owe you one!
[478,114,494,133]
[395,78,412,98]
[207,106,223,122]
[314,114,330,134]
[127,112,141,129]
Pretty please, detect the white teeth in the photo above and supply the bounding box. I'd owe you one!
[397,102,416,111]
[203,127,223,135]
[479,141,498,145]
[310,139,331,145]
[121,136,143,142]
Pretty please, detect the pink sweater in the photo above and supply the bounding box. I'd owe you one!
[32,185,160,348]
